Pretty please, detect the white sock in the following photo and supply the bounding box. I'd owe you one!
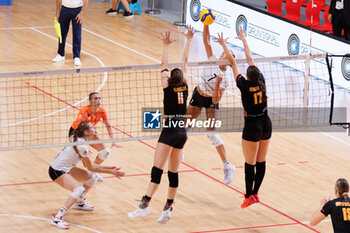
[55,206,67,219]
[223,160,230,166]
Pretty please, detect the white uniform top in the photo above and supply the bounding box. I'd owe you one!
[50,138,89,173]
[62,0,83,8]
[197,55,229,96]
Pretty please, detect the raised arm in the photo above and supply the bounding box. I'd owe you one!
[203,25,213,58]
[160,31,176,88]
[181,25,195,83]
[237,28,255,66]
[216,32,240,81]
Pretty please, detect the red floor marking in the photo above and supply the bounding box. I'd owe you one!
[0,169,196,187]
[191,222,299,233]
[25,82,147,137]
[277,163,286,165]
[259,202,319,232]
[298,161,309,164]
[26,84,320,233]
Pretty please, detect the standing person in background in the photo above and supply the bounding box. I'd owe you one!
[52,0,88,66]
[329,0,350,40]
[105,0,136,17]
[216,28,272,208]
[310,178,350,233]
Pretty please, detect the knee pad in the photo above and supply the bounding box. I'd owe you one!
[150,166,163,184]
[84,173,97,187]
[97,148,109,160]
[168,171,179,188]
[71,186,86,199]
[207,133,223,146]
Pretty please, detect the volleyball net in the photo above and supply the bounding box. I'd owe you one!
[0,53,345,151]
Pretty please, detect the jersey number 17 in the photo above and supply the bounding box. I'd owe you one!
[253,91,262,105]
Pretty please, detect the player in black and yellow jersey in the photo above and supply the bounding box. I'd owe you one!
[311,178,350,233]
[216,28,272,209]
[128,26,195,224]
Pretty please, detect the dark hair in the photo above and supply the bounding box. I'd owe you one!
[336,178,349,199]
[89,92,99,100]
[247,65,267,102]
[73,121,91,157]
[168,68,184,87]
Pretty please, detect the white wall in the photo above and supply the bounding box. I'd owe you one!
[185,0,350,90]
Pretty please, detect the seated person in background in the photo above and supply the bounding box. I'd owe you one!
[106,0,137,17]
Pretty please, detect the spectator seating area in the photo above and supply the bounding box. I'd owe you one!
[266,0,336,34]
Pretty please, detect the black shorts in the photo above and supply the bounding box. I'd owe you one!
[189,87,219,109]
[242,114,272,142]
[49,166,67,181]
[68,126,75,137]
[158,127,187,149]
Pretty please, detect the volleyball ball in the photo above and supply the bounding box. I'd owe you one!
[200,9,216,25]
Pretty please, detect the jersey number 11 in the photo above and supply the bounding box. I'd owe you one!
[177,92,184,104]
[254,91,262,105]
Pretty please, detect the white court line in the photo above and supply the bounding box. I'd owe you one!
[0,25,160,63]
[0,214,102,233]
[0,27,107,128]
[0,25,52,30]
[82,28,160,63]
[301,219,331,224]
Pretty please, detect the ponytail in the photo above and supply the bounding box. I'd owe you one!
[72,121,90,158]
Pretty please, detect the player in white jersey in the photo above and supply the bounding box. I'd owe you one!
[186,24,235,185]
[49,121,125,229]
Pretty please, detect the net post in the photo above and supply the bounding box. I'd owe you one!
[145,0,161,14]
[174,0,186,26]
[303,54,311,107]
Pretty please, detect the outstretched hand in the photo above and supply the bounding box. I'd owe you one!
[111,142,122,148]
[215,32,228,46]
[236,27,247,42]
[160,31,176,46]
[181,25,195,40]
[111,167,125,179]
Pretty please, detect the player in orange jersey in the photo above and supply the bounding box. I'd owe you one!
[69,92,120,181]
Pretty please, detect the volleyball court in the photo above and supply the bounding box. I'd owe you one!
[0,0,350,232]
